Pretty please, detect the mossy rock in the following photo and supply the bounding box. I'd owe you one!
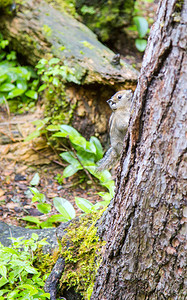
[57,211,106,299]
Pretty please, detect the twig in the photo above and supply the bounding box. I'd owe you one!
[46,132,66,165]
[0,129,15,142]
[68,137,96,186]
[31,146,66,167]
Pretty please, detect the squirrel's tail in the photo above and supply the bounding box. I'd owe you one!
[96,148,118,173]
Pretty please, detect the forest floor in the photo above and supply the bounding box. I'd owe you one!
[0,105,103,227]
[0,0,158,228]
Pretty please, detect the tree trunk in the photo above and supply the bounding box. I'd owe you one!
[92,0,187,299]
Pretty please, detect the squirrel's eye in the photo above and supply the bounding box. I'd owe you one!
[117,95,122,100]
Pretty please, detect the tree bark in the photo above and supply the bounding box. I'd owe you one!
[92,0,187,299]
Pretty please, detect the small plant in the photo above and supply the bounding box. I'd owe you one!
[36,57,82,89]
[0,34,38,112]
[35,57,83,124]
[133,16,148,52]
[127,0,154,52]
[25,122,115,192]
[50,124,115,192]
[0,234,50,300]
[22,186,112,229]
[22,167,113,229]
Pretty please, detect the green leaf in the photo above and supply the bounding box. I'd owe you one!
[0,40,9,49]
[92,169,112,182]
[29,187,40,196]
[133,16,148,38]
[0,266,7,279]
[0,74,8,83]
[53,197,75,220]
[80,5,96,15]
[7,88,24,99]
[48,58,60,65]
[24,129,41,141]
[60,151,79,165]
[98,192,113,201]
[30,173,40,186]
[22,216,41,224]
[31,233,38,240]
[90,136,103,160]
[40,221,54,228]
[52,132,68,138]
[93,200,110,209]
[0,289,9,297]
[101,180,115,195]
[76,151,95,163]
[16,67,31,80]
[38,83,47,92]
[59,124,81,138]
[46,124,60,131]
[75,197,93,213]
[46,214,69,223]
[63,164,82,178]
[52,77,59,86]
[70,135,86,147]
[24,267,38,275]
[0,277,8,288]
[0,83,15,92]
[31,191,46,203]
[37,203,51,214]
[35,59,48,68]
[18,283,38,295]
[6,71,18,82]
[16,78,27,91]
[1,247,18,255]
[25,90,38,100]
[135,39,147,52]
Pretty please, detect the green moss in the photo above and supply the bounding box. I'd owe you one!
[46,0,77,17]
[80,41,94,50]
[42,24,52,37]
[34,248,59,279]
[0,0,13,7]
[59,210,106,299]
[43,85,77,124]
[75,0,134,42]
[34,210,106,299]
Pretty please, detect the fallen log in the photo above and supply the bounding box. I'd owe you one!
[0,0,137,87]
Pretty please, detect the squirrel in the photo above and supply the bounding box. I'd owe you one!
[97,90,133,172]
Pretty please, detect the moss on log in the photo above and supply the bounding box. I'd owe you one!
[0,0,137,88]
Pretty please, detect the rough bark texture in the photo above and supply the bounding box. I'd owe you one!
[92,0,187,299]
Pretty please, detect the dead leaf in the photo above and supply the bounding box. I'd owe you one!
[48,193,58,198]
[0,189,5,197]
[0,145,10,156]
